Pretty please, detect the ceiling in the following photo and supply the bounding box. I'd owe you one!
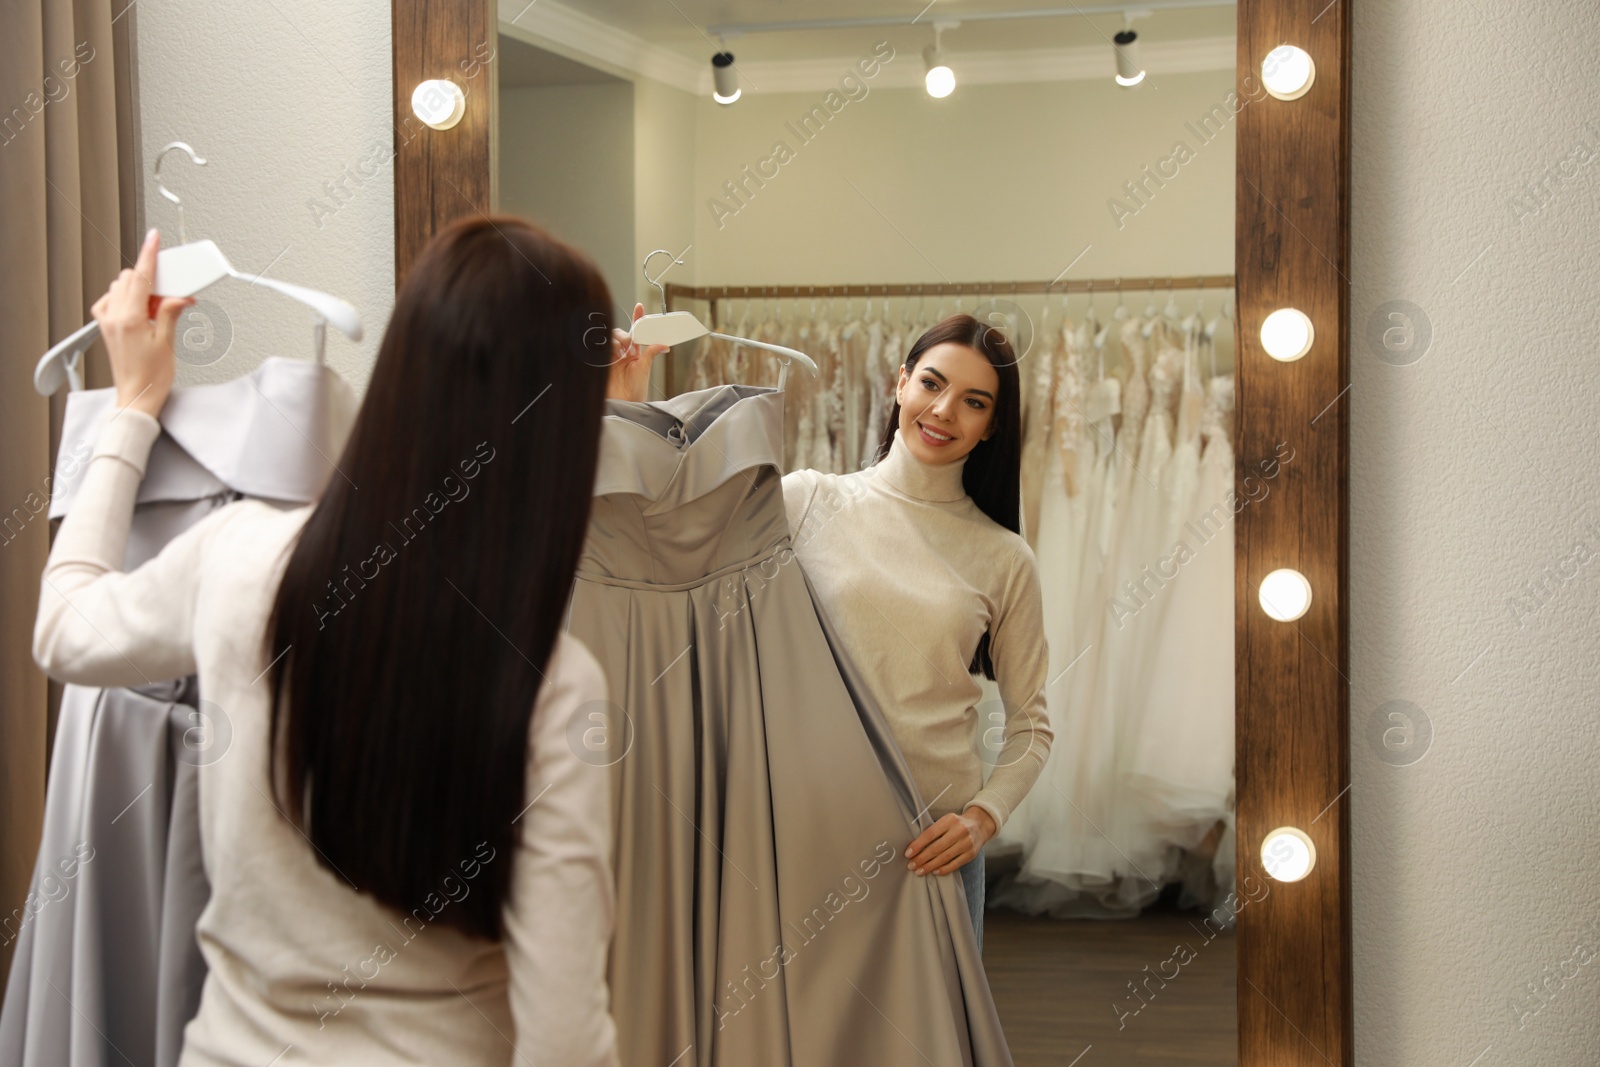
[498,34,627,87]
[542,1,1237,63]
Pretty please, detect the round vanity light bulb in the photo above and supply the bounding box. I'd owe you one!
[412,79,466,130]
[1259,568,1312,622]
[1260,307,1314,361]
[1262,45,1316,101]
[1261,827,1316,882]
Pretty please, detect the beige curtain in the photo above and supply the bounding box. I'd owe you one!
[0,0,140,992]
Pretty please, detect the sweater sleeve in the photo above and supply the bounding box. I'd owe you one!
[503,634,620,1067]
[780,468,822,541]
[965,540,1054,835]
[33,406,232,687]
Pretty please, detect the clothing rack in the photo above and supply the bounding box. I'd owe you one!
[664,274,1235,318]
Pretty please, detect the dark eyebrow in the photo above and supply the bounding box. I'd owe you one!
[922,365,995,401]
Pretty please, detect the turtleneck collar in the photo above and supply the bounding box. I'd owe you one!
[873,425,970,503]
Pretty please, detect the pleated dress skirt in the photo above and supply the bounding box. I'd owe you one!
[565,383,1013,1067]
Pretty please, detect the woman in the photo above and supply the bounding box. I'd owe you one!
[612,310,1053,954]
[33,220,622,1065]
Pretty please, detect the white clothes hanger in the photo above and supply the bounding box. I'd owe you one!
[628,249,817,390]
[1076,282,1107,380]
[34,142,363,397]
[1163,278,1183,321]
[1141,283,1161,339]
[1204,292,1227,378]
[1181,289,1204,340]
[735,291,751,339]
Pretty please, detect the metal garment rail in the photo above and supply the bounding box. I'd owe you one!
[664,275,1236,317]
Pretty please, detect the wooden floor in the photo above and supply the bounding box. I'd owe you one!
[982,899,1238,1066]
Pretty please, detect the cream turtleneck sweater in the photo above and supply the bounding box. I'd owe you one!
[780,427,1053,835]
[33,407,619,1067]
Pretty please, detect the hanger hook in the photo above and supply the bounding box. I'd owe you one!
[641,249,686,315]
[154,141,207,244]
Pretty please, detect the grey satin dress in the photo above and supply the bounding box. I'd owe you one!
[565,383,1013,1067]
[1,358,354,1067]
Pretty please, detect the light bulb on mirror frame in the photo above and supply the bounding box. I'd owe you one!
[1260,826,1317,882]
[1260,307,1314,361]
[1262,45,1316,101]
[1258,568,1312,622]
[411,79,466,131]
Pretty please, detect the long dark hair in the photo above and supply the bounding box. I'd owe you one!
[265,216,613,940]
[873,313,1024,680]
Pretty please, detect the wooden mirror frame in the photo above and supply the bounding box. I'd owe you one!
[392,0,1352,1061]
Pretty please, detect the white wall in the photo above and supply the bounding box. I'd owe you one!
[499,82,636,320]
[136,0,394,396]
[688,71,1237,288]
[130,3,1600,1063]
[1349,1,1600,1064]
[672,69,1238,383]
[631,74,697,316]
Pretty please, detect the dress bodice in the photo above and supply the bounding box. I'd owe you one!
[48,357,354,520]
[47,357,355,568]
[581,384,790,587]
[1147,336,1185,419]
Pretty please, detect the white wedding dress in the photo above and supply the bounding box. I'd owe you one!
[1128,354,1236,854]
[992,309,1239,920]
[993,316,1166,918]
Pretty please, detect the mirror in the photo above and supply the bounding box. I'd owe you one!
[497,3,1248,1062]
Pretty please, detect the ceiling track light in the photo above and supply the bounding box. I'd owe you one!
[924,20,959,99]
[711,48,740,104]
[1113,15,1145,87]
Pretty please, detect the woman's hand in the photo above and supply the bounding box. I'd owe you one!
[905,806,998,876]
[90,228,195,419]
[606,302,669,403]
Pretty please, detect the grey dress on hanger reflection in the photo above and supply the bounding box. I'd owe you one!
[1,358,354,1067]
[565,383,1013,1067]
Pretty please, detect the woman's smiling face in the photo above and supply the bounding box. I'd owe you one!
[895,342,999,464]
